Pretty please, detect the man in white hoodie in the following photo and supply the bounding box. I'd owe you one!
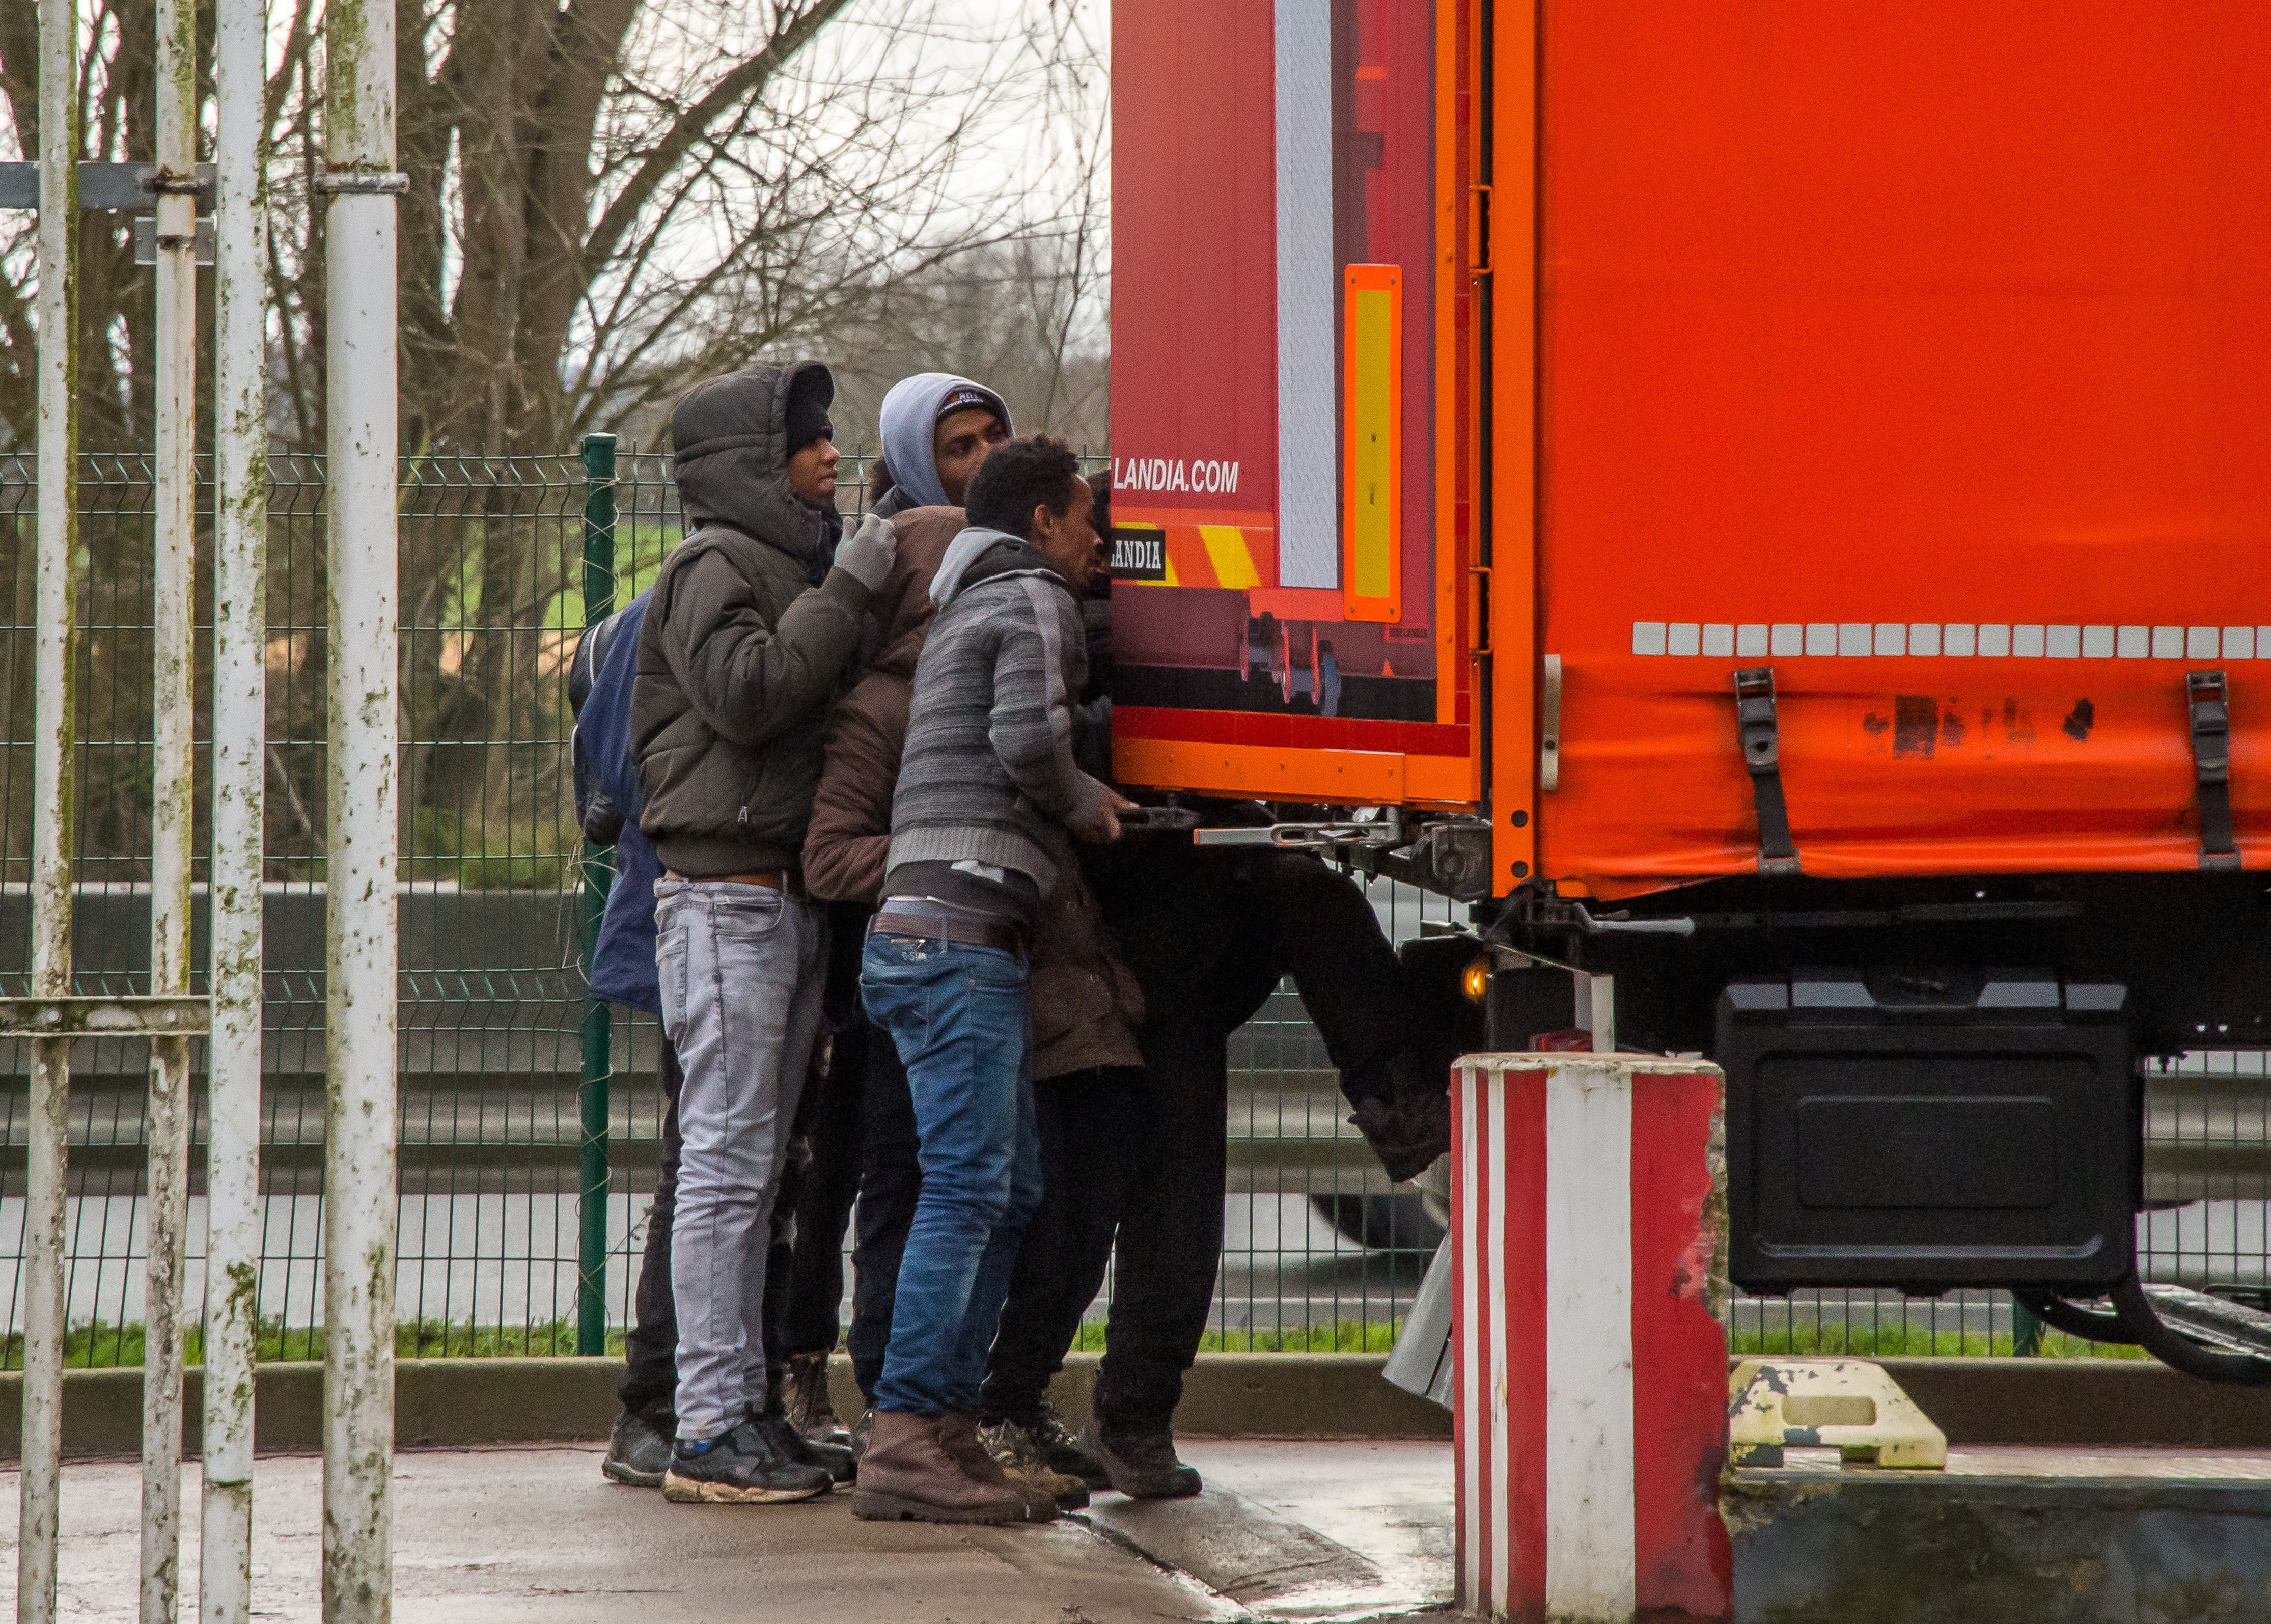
[866,372,1013,517]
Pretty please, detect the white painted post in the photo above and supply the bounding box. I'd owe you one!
[143,1,201,1616]
[19,2,79,1618]
[204,0,269,1616]
[320,0,401,1615]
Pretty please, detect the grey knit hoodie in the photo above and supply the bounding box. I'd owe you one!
[883,527,1115,895]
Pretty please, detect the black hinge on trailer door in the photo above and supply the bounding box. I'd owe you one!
[2189,670,2242,871]
[1734,667,1801,876]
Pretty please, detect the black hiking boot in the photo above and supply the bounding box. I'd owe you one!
[601,1408,674,1489]
[784,1351,851,1446]
[661,1415,834,1504]
[979,1418,1090,1511]
[1085,1421,1203,1500]
[756,1403,857,1487]
[1000,1400,1109,1491]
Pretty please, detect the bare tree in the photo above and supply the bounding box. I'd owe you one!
[825,232,1110,460]
[0,0,1080,453]
[0,0,1111,877]
[823,1,1111,455]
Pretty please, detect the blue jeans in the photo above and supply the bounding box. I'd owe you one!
[860,931,1043,1417]
[655,880,827,1440]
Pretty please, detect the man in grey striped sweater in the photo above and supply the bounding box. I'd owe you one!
[851,436,1132,1525]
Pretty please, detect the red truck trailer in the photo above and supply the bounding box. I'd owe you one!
[1113,1,2269,1364]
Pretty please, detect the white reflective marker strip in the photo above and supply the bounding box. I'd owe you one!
[1486,1075,1510,1617]
[1274,0,1337,590]
[1542,1061,1637,1621]
[1456,1066,1481,1609]
[1632,620,2271,657]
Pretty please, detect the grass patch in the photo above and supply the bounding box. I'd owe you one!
[0,1318,628,1370]
[1067,1318,1404,1355]
[12,1315,2157,1370]
[1731,1324,2149,1360]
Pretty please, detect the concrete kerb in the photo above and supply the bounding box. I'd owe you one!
[0,1352,1451,1461]
[8,1352,2271,1463]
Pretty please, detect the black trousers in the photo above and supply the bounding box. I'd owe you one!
[1089,843,1415,1436]
[979,1066,1143,1423]
[618,1040,685,1424]
[846,1019,920,1403]
[776,1014,868,1360]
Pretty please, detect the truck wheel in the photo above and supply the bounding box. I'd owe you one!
[1311,1192,1448,1253]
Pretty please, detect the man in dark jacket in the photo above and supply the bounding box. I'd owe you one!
[1082,831,1454,1497]
[849,437,1131,1525]
[632,359,898,1504]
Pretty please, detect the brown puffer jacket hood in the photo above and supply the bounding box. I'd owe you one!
[865,507,960,680]
[670,359,840,571]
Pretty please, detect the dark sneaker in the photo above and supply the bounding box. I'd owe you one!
[1086,1422,1203,1500]
[980,1419,1090,1510]
[661,1416,834,1505]
[601,1408,673,1489]
[1017,1402,1109,1491]
[785,1351,850,1446]
[757,1406,856,1487]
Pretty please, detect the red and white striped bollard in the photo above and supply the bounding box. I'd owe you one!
[1451,1053,1732,1621]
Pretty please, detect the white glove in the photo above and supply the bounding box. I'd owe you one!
[833,512,897,590]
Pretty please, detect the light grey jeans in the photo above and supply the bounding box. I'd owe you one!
[654,878,827,1440]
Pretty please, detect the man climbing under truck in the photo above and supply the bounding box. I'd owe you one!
[1110,0,2271,1382]
[1084,820,1462,1493]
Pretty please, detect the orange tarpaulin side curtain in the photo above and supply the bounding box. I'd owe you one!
[1343,263,1403,624]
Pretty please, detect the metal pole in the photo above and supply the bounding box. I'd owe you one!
[203,0,269,1615]
[142,0,201,1614]
[321,0,400,1614]
[575,433,618,1357]
[19,1,80,1617]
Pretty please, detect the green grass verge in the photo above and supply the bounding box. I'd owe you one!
[1066,1318,1406,1354]
[4,1316,2156,1369]
[1731,1325,2150,1360]
[0,1319,630,1370]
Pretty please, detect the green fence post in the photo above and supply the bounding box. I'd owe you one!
[576,433,620,1356]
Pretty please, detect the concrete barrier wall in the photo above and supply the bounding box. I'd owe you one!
[3,1354,2269,1462]
[0,1353,1453,1460]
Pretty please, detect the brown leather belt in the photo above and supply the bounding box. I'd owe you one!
[869,909,1024,955]
[665,868,803,896]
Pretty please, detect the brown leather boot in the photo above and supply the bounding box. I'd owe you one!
[938,1413,1056,1521]
[849,1410,1027,1525]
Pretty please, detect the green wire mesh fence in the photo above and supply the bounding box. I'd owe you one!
[0,446,2255,1366]
[0,444,1442,1365]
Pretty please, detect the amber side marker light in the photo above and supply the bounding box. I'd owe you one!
[1462,958,1490,1004]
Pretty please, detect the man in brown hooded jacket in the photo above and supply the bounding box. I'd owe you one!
[804,502,1143,1522]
